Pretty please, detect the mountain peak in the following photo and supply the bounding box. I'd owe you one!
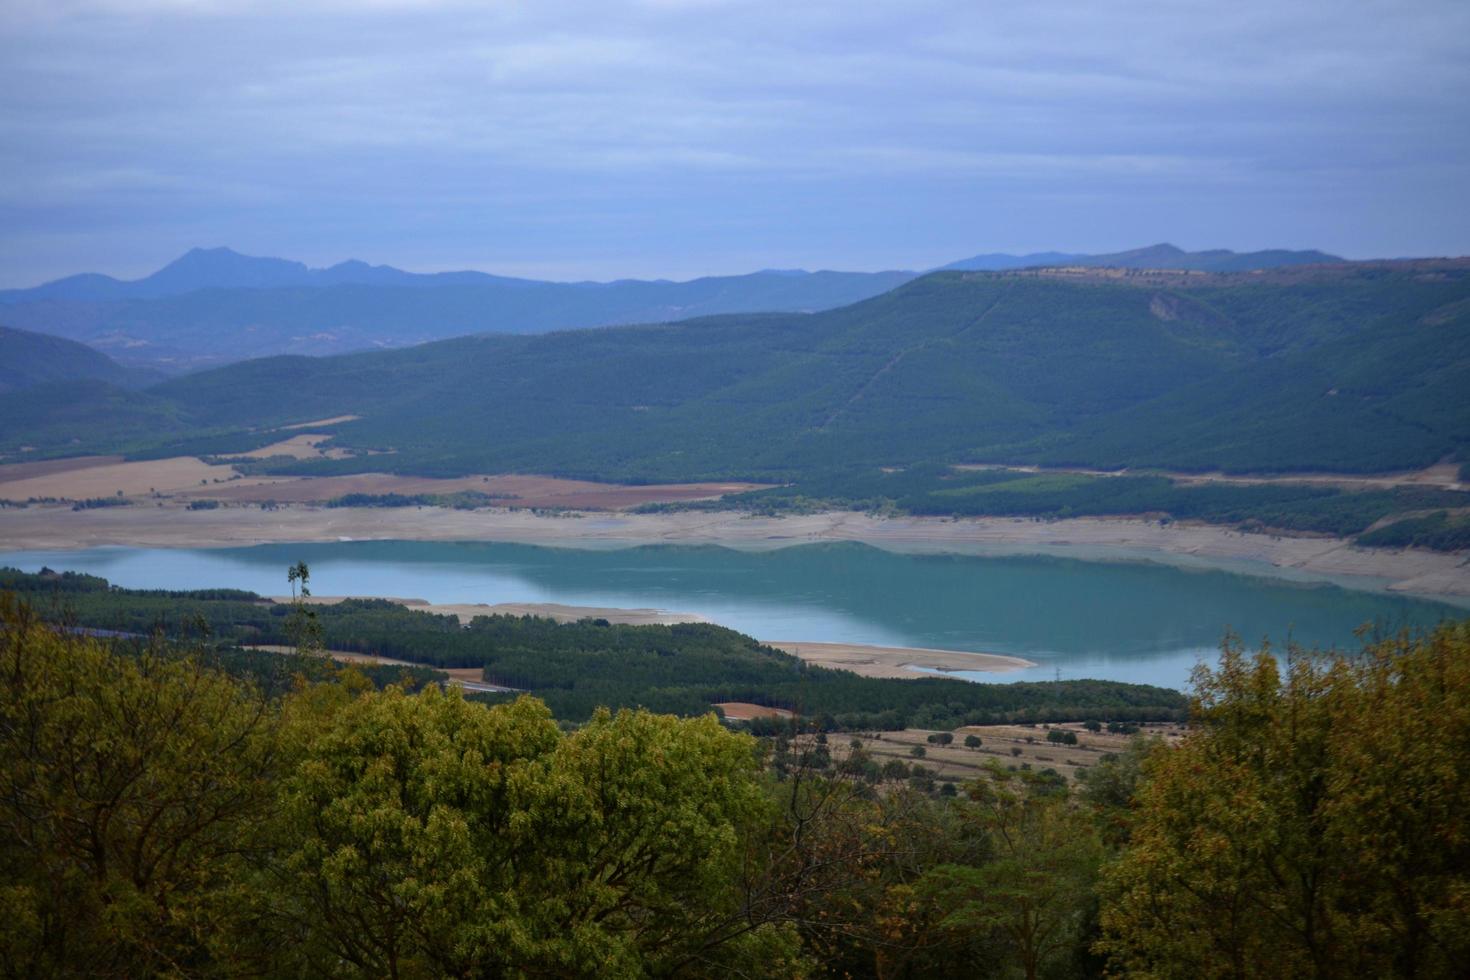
[143,247,312,293]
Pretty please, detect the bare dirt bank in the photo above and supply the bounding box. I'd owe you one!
[1,503,1467,604]
[766,641,1035,679]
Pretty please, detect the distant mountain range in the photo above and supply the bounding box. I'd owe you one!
[6,258,1466,484]
[0,243,1345,371]
[939,242,1342,273]
[0,248,916,371]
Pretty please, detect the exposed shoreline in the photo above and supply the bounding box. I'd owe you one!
[1,503,1467,605]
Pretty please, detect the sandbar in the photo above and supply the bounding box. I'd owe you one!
[766,641,1035,678]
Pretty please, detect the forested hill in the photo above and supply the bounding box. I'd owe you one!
[5,260,1468,481]
[0,246,915,370]
[0,325,159,393]
[939,242,1342,272]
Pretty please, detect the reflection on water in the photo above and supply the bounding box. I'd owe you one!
[1,540,1460,691]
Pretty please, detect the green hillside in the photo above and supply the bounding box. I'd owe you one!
[0,247,915,369]
[0,325,158,392]
[6,262,1469,488]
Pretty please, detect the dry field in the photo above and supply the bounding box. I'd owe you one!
[714,702,795,721]
[227,433,353,460]
[188,471,768,508]
[0,451,766,511]
[0,455,280,499]
[278,415,361,430]
[248,644,512,693]
[833,721,1185,785]
[955,460,1466,493]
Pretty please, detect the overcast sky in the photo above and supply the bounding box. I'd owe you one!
[2,0,1467,286]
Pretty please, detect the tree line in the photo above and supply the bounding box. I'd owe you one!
[0,568,1187,730]
[2,594,1466,977]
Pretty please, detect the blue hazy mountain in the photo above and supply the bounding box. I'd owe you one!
[0,248,917,370]
[0,243,1346,371]
[939,242,1342,272]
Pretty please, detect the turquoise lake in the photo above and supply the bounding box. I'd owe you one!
[1,540,1463,690]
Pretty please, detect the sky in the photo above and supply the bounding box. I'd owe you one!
[2,0,1468,287]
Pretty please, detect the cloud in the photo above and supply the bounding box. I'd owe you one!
[0,0,1466,284]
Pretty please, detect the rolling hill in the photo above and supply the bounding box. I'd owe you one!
[0,325,160,393]
[7,259,1465,488]
[939,242,1343,273]
[0,243,1346,373]
[0,247,916,370]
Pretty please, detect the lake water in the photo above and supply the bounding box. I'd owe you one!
[1,540,1463,690]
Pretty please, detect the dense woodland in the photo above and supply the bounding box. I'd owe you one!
[3,591,1466,978]
[656,463,1470,548]
[4,264,1468,487]
[0,568,1186,730]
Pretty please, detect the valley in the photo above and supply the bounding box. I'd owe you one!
[9,2,1470,972]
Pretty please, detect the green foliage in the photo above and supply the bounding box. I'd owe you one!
[921,764,1105,980]
[0,324,156,392]
[712,463,1470,538]
[4,594,1468,979]
[1357,510,1470,551]
[1097,624,1470,977]
[324,490,511,509]
[10,265,1469,488]
[1,567,1190,730]
[275,687,779,975]
[1074,735,1164,846]
[68,495,132,511]
[0,597,283,976]
[285,560,323,656]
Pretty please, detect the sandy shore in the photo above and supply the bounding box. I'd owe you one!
[2,503,1466,603]
[766,641,1035,678]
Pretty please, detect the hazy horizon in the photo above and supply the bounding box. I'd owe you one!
[3,0,1468,287]
[3,239,1428,292]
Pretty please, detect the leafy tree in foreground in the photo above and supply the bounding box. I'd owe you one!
[270,685,796,978]
[1097,624,1470,978]
[0,596,283,977]
[920,763,1104,980]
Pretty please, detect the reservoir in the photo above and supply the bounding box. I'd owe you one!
[1,539,1462,690]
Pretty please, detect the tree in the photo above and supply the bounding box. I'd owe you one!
[1075,735,1163,846]
[0,597,282,977]
[1098,625,1470,978]
[921,763,1104,980]
[285,560,323,656]
[964,734,982,749]
[910,745,927,758]
[270,686,783,977]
